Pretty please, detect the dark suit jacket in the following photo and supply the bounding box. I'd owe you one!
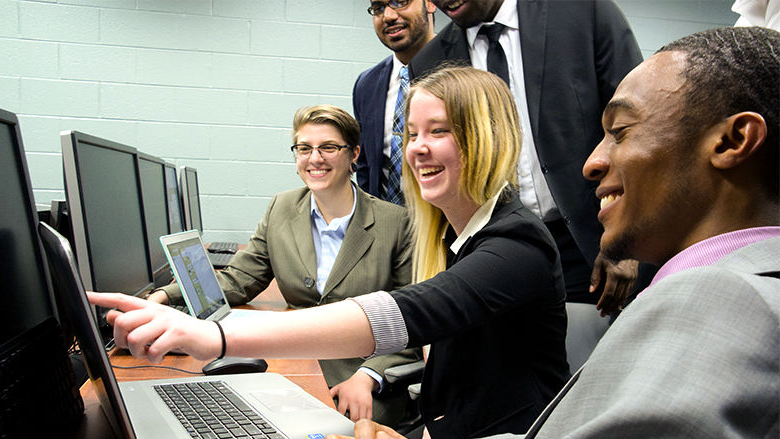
[353,55,393,199]
[390,193,569,437]
[409,0,642,265]
[163,186,422,424]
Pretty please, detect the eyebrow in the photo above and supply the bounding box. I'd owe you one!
[604,98,637,116]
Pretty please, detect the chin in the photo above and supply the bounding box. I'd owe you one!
[600,231,635,263]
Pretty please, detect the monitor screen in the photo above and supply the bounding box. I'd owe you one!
[138,152,172,286]
[164,163,184,234]
[0,108,83,436]
[0,116,52,345]
[61,131,153,296]
[180,166,203,232]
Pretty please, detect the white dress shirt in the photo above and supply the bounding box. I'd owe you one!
[466,0,560,221]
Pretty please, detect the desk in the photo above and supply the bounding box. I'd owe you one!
[73,280,335,438]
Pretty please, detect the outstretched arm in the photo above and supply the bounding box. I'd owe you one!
[88,292,376,364]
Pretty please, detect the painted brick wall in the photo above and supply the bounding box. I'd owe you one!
[1,0,738,242]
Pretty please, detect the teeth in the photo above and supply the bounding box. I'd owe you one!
[420,167,443,176]
[600,193,618,209]
[309,169,328,175]
[445,0,465,10]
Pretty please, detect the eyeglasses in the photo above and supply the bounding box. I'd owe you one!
[367,0,411,16]
[291,143,351,158]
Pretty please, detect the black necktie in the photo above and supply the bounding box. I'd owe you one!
[478,23,510,86]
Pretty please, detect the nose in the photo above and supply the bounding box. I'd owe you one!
[383,5,399,21]
[309,148,326,164]
[582,138,609,181]
[404,134,429,158]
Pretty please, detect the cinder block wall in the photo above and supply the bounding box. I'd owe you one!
[1,0,737,242]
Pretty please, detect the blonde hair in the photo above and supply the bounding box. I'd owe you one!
[292,104,360,148]
[401,66,521,282]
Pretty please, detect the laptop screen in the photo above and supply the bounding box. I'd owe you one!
[164,235,227,319]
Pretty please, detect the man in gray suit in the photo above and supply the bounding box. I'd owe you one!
[332,25,780,439]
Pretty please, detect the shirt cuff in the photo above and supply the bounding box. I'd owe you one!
[350,291,408,357]
[357,367,385,393]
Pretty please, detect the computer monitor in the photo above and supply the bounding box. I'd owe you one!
[164,162,184,234]
[61,131,153,297]
[0,108,84,436]
[179,166,203,233]
[137,152,173,286]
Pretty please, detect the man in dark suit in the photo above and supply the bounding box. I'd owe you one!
[409,0,645,312]
[353,0,436,204]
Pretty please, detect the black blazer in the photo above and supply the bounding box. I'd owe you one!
[390,194,569,437]
[352,55,393,199]
[409,0,642,265]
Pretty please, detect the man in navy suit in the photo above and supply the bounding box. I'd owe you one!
[409,0,646,312]
[353,0,436,204]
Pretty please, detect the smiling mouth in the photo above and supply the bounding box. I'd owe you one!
[384,24,407,36]
[600,192,622,209]
[419,166,444,177]
[440,0,466,11]
[309,169,329,176]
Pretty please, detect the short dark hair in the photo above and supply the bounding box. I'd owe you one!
[657,26,779,196]
[292,105,360,148]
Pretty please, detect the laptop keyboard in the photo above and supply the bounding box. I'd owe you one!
[208,241,239,254]
[154,381,285,439]
[168,303,190,313]
[208,252,233,269]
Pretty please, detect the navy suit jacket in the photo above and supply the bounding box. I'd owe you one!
[409,0,642,264]
[353,55,394,199]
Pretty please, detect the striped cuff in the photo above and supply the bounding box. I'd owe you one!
[350,291,408,358]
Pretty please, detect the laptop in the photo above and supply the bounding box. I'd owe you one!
[160,230,255,322]
[38,222,354,439]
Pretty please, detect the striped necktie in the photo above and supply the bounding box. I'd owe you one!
[386,66,408,205]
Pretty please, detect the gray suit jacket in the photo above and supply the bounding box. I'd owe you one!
[163,186,422,424]
[486,236,780,438]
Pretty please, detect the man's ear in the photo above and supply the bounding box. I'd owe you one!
[709,111,767,170]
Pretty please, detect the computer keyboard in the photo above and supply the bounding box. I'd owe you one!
[168,303,190,314]
[208,252,233,269]
[154,381,284,439]
[207,241,239,254]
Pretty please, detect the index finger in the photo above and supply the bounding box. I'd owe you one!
[87,291,152,313]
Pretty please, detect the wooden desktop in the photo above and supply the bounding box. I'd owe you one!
[72,280,336,438]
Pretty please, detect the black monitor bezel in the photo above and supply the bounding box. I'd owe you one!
[179,165,203,233]
[163,161,184,235]
[137,151,174,286]
[61,130,154,297]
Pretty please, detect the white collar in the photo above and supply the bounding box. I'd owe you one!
[391,55,406,80]
[466,0,519,49]
[449,183,508,254]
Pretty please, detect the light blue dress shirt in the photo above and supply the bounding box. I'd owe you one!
[310,185,358,295]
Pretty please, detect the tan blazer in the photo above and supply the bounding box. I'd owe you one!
[163,186,421,425]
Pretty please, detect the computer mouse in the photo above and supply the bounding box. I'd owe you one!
[202,357,268,376]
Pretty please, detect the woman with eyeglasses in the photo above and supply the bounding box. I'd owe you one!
[92,67,568,438]
[145,104,421,429]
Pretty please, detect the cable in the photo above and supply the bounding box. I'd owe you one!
[111,364,203,375]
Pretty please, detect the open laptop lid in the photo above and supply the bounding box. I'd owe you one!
[159,230,231,321]
[38,221,137,439]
